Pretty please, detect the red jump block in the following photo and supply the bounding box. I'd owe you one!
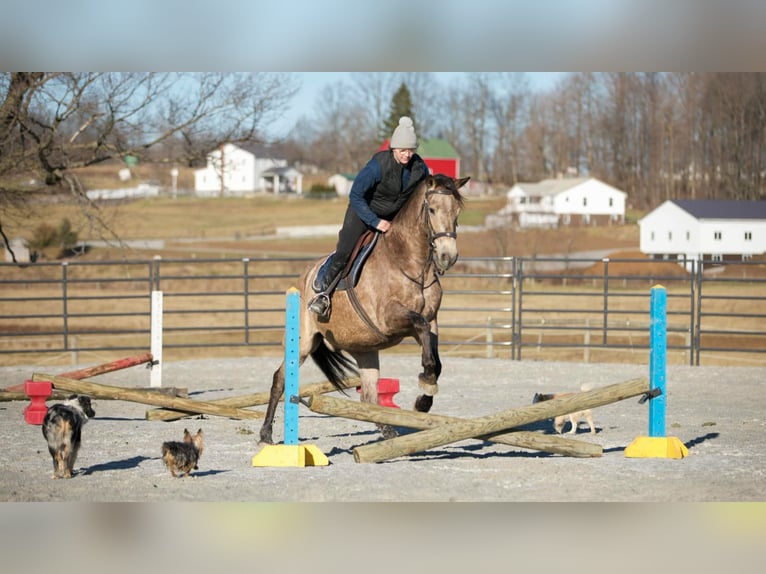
[356,377,400,408]
[23,379,52,425]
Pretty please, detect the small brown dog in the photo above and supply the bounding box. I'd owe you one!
[161,428,204,477]
[532,390,596,435]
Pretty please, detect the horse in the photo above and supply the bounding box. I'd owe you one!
[258,173,470,445]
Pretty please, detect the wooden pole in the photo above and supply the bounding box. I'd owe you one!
[306,394,602,458]
[32,373,264,420]
[59,353,155,380]
[0,390,69,402]
[352,377,648,463]
[3,353,154,393]
[145,377,361,421]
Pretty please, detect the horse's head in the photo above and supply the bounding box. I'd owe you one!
[423,174,470,273]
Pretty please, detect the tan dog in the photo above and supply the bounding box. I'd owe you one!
[532,387,596,435]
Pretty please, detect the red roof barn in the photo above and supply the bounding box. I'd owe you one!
[377,138,461,178]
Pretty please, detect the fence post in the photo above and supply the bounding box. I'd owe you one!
[514,257,523,361]
[602,258,609,344]
[243,258,250,345]
[486,316,493,358]
[150,256,162,387]
[62,261,69,352]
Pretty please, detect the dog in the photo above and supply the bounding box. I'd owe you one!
[532,388,596,435]
[161,428,204,477]
[41,394,95,479]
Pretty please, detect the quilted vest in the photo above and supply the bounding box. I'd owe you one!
[368,150,428,219]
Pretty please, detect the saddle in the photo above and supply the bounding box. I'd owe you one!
[313,231,379,292]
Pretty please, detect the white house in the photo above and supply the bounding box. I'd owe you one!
[638,199,766,269]
[486,177,627,228]
[328,173,355,197]
[194,143,302,196]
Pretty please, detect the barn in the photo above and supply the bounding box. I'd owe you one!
[638,199,766,268]
[377,138,460,178]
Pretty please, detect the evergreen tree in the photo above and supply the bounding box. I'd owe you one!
[380,82,416,143]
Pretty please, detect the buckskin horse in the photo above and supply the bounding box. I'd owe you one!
[259,174,469,445]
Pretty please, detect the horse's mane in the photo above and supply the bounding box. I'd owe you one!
[395,174,465,224]
[423,173,466,207]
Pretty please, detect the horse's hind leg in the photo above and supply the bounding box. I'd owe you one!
[259,362,285,445]
[354,351,396,439]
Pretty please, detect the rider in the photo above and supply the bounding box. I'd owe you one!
[308,116,429,316]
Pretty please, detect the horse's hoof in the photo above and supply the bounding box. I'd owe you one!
[414,394,433,412]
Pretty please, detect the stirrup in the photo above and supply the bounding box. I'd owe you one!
[308,292,331,316]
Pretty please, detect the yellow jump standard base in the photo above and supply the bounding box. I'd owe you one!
[251,444,329,467]
[624,436,688,459]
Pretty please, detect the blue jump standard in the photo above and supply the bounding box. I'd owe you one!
[625,285,688,459]
[252,288,328,467]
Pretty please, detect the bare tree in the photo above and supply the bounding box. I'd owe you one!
[0,72,298,260]
[490,73,529,185]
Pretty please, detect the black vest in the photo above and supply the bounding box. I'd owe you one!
[368,150,428,219]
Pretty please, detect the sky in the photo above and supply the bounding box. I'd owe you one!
[269,72,567,138]
[5,1,763,72]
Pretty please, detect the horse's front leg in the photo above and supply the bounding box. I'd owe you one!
[353,351,396,439]
[408,312,441,413]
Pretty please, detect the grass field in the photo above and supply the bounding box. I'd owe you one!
[6,189,639,261]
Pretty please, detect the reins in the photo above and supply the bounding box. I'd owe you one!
[346,182,460,340]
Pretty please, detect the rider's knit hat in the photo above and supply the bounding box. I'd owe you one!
[389,116,418,149]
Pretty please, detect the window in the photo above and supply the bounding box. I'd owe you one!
[650,231,655,241]
[686,231,690,241]
[608,197,613,207]
[745,231,752,241]
[668,231,673,241]
[714,231,722,240]
[582,197,588,206]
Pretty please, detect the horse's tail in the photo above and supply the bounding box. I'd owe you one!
[310,341,358,395]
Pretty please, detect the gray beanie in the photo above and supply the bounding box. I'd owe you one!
[389,116,418,149]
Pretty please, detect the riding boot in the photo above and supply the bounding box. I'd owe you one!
[308,256,346,316]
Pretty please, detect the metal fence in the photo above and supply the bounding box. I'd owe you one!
[2,256,765,366]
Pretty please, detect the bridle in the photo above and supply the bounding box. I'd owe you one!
[421,187,459,274]
[423,188,458,239]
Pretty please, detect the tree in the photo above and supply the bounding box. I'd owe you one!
[0,72,298,262]
[380,82,416,143]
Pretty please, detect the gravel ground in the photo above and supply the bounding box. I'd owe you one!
[1,356,764,502]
